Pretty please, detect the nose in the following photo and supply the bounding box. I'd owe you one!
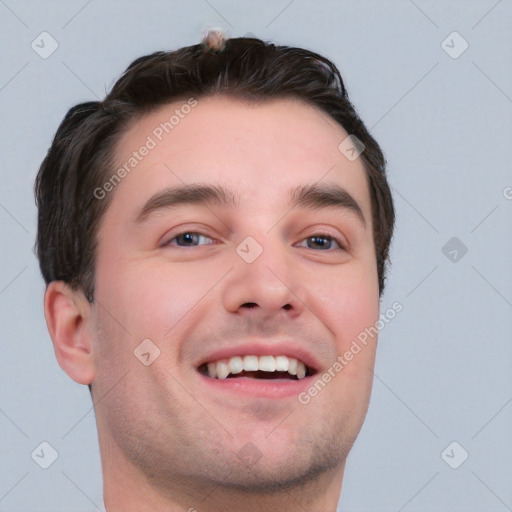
[221,237,305,321]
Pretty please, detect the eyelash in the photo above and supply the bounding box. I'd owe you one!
[296,234,345,251]
[165,231,346,251]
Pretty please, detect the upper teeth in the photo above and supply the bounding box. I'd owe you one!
[206,355,307,380]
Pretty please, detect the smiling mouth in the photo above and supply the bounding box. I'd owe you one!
[198,355,316,381]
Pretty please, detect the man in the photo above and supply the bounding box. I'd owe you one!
[35,32,395,511]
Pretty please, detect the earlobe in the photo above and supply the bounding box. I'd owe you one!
[44,281,95,386]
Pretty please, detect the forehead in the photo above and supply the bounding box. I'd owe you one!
[109,95,372,223]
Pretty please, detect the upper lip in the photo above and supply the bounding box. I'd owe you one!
[196,341,322,373]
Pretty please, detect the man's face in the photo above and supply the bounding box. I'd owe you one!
[89,95,380,492]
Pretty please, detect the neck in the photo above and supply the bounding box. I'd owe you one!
[100,436,345,512]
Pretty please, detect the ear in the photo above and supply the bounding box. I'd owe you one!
[44,281,94,385]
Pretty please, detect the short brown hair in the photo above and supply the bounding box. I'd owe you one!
[35,35,395,301]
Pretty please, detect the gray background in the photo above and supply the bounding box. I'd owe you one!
[1,0,511,510]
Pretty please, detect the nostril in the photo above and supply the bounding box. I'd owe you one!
[241,303,292,310]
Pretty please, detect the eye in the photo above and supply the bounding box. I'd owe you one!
[297,234,345,251]
[165,231,215,247]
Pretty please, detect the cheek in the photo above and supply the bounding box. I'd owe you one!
[91,259,212,411]
[303,264,379,418]
[96,258,228,348]
[310,260,380,343]
[307,259,379,397]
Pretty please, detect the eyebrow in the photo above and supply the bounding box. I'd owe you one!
[135,184,237,223]
[290,182,366,228]
[135,182,366,228]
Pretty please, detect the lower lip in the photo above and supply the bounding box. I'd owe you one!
[198,373,314,399]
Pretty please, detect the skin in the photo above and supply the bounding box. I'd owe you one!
[45,95,380,512]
